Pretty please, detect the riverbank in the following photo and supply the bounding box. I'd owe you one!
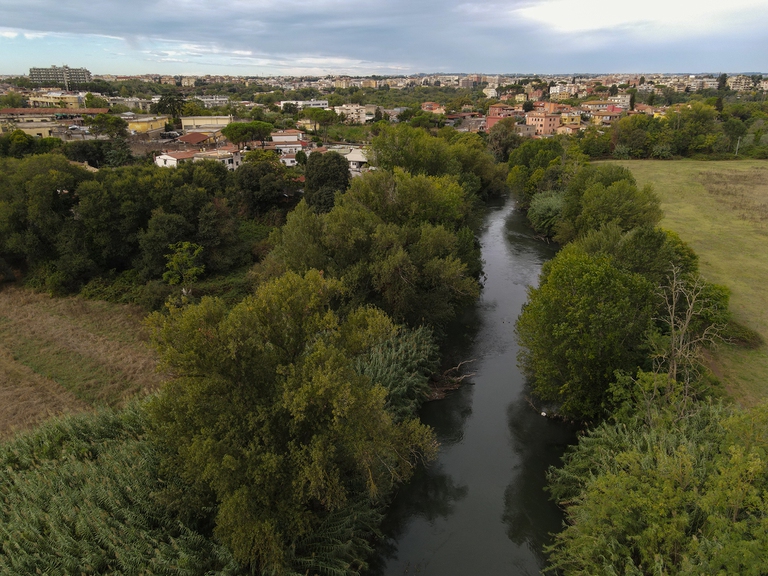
[608,159,768,405]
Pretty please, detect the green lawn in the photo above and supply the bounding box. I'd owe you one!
[611,159,768,405]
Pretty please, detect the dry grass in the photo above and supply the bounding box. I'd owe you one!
[0,286,163,439]
[608,159,768,405]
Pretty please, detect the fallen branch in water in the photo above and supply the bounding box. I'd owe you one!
[428,359,476,400]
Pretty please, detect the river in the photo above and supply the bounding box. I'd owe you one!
[369,198,576,575]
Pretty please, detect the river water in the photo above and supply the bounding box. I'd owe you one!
[370,198,576,575]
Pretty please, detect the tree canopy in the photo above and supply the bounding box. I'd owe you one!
[147,270,437,571]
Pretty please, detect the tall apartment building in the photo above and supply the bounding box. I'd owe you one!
[29,65,92,86]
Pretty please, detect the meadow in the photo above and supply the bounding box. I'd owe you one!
[0,287,162,438]
[613,159,768,405]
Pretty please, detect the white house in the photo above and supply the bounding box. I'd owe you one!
[193,147,242,170]
[155,147,242,170]
[344,148,368,174]
[155,151,197,168]
[271,129,306,143]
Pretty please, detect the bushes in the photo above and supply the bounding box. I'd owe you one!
[547,391,768,576]
[0,406,239,574]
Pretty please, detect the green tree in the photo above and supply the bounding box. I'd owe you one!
[136,209,194,279]
[516,247,655,420]
[147,270,437,572]
[84,92,110,108]
[163,241,204,287]
[155,93,185,118]
[85,113,128,139]
[371,124,459,177]
[0,92,26,108]
[487,118,524,163]
[234,154,293,215]
[0,406,239,574]
[304,151,350,212]
[547,394,768,576]
[270,169,480,329]
[573,179,662,237]
[302,108,338,143]
[723,117,747,150]
[221,120,274,149]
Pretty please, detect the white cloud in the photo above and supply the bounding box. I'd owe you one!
[516,0,768,37]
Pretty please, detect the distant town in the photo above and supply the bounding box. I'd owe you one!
[2,64,766,173]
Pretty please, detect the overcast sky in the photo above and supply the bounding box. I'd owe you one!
[1,0,767,76]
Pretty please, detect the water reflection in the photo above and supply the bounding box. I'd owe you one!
[502,397,577,563]
[370,462,469,574]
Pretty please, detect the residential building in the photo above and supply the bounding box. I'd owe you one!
[581,100,612,112]
[155,151,198,168]
[193,147,242,170]
[486,104,520,130]
[196,95,231,109]
[177,132,215,146]
[556,124,584,136]
[526,111,560,136]
[280,154,298,167]
[608,94,632,108]
[155,147,242,170]
[271,129,306,143]
[334,78,352,89]
[727,75,753,92]
[420,102,446,115]
[560,111,582,125]
[591,110,623,125]
[27,92,83,109]
[181,116,233,130]
[513,124,536,138]
[334,104,367,124]
[0,107,109,136]
[279,100,328,110]
[344,148,368,174]
[122,113,169,134]
[107,96,153,112]
[29,65,91,86]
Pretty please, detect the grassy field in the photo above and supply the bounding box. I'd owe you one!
[611,159,768,405]
[0,287,163,439]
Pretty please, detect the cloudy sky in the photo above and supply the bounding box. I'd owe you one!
[1,0,767,76]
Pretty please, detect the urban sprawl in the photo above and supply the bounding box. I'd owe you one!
[2,65,766,173]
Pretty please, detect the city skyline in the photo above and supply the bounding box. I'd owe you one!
[2,0,767,77]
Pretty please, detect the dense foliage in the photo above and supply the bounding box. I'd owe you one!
[547,379,768,575]
[0,152,295,298]
[147,270,438,572]
[268,169,481,329]
[371,124,507,200]
[0,406,240,574]
[509,137,763,574]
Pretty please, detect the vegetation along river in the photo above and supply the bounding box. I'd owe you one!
[370,197,577,575]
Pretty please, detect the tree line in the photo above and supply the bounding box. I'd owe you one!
[509,141,768,574]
